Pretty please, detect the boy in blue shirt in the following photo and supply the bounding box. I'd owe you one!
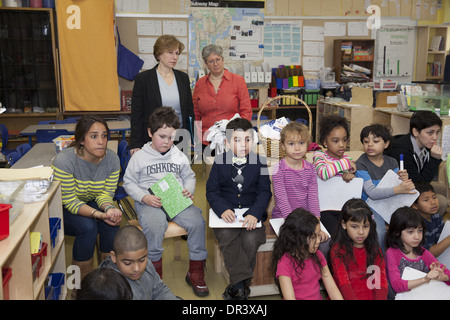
[355,124,415,252]
[206,118,272,300]
[412,182,450,258]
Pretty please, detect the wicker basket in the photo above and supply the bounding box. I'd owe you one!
[257,95,312,159]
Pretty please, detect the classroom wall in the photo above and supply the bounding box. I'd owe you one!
[114,0,447,23]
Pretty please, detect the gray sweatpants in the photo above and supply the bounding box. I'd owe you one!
[135,202,208,262]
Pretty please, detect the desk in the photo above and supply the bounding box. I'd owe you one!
[374,107,450,135]
[20,120,130,144]
[12,140,118,168]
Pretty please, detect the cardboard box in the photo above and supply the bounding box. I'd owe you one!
[376,91,400,108]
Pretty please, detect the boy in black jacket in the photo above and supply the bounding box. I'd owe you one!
[206,118,272,300]
[389,110,446,215]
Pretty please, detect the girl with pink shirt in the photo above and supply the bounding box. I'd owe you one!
[271,208,343,300]
[385,207,450,298]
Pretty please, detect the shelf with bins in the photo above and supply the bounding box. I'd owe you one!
[333,39,375,84]
[416,25,450,81]
[316,99,374,151]
[0,7,60,115]
[0,181,66,300]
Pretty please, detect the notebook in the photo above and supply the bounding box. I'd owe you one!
[148,172,192,220]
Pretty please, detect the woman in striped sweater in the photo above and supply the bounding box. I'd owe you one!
[313,115,356,236]
[52,115,122,294]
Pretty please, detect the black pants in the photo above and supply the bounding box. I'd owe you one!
[320,210,341,238]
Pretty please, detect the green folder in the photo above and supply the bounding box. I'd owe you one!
[148,172,193,220]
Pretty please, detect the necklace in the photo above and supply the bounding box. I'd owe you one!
[157,66,173,79]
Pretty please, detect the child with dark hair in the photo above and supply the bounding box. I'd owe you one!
[388,110,447,215]
[207,117,272,300]
[385,207,450,296]
[412,182,450,257]
[271,208,342,300]
[355,124,415,252]
[100,225,177,300]
[313,115,357,235]
[77,267,133,300]
[329,199,388,300]
[123,107,209,296]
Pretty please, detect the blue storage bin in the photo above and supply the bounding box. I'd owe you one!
[46,273,65,300]
[49,217,61,248]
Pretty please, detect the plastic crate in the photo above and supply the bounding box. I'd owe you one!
[278,89,302,106]
[0,204,12,241]
[49,217,61,248]
[31,242,48,280]
[305,79,321,90]
[301,89,321,106]
[52,135,75,153]
[2,268,12,300]
[0,181,24,224]
[45,273,64,300]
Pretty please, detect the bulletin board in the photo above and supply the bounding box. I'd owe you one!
[264,17,374,72]
[264,16,417,83]
[115,14,189,91]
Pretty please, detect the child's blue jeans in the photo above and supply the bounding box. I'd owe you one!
[135,202,208,262]
[63,201,119,261]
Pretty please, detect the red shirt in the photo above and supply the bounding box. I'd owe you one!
[193,69,252,144]
[330,244,388,300]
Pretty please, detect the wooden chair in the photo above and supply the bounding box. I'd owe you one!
[127,219,187,261]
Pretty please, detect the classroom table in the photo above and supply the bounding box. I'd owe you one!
[11,140,118,169]
[19,120,130,144]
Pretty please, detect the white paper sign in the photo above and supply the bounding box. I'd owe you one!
[395,267,450,300]
[209,208,262,228]
[270,218,330,238]
[317,176,363,211]
[366,170,419,223]
[437,221,450,267]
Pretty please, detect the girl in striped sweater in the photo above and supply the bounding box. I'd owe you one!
[313,115,356,235]
[272,122,329,243]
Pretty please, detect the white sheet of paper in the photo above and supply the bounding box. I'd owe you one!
[437,221,450,267]
[366,170,419,223]
[395,267,450,300]
[317,176,363,211]
[209,208,262,228]
[269,218,330,238]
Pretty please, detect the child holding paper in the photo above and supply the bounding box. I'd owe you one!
[271,208,343,300]
[123,107,208,297]
[329,199,388,300]
[355,124,415,252]
[206,117,272,300]
[313,115,356,235]
[385,207,450,297]
[412,182,450,258]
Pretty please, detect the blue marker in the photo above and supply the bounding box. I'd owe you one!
[399,154,404,171]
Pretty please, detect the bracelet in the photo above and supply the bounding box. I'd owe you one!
[104,205,116,212]
[91,209,99,220]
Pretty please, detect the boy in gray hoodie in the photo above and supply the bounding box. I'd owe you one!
[123,107,208,297]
